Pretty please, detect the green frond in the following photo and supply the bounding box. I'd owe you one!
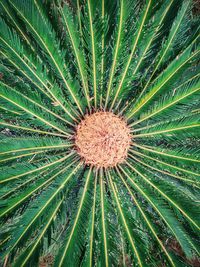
[0,18,78,121]
[14,198,63,267]
[128,152,199,186]
[104,0,127,108]
[116,166,176,266]
[137,0,195,99]
[0,121,68,138]
[81,172,97,267]
[56,167,93,267]
[128,38,199,118]
[1,162,83,264]
[109,0,153,110]
[130,147,200,178]
[99,171,109,266]
[0,83,73,137]
[0,0,33,47]
[125,160,200,230]
[9,0,84,115]
[0,153,75,184]
[56,0,91,110]
[108,172,144,267]
[132,113,200,138]
[129,74,200,127]
[133,143,200,165]
[118,165,199,258]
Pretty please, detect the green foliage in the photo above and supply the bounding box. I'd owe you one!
[0,0,199,266]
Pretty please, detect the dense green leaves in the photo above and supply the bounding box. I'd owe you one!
[0,0,199,266]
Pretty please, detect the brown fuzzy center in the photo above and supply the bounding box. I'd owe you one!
[75,111,131,168]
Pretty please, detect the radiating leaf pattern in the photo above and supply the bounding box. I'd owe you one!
[0,0,199,266]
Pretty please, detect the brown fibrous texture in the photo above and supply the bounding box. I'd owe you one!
[75,111,131,168]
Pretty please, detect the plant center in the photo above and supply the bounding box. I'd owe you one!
[75,111,131,168]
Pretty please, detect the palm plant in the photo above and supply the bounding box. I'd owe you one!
[0,0,199,266]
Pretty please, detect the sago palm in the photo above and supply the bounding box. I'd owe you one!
[0,0,199,266]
